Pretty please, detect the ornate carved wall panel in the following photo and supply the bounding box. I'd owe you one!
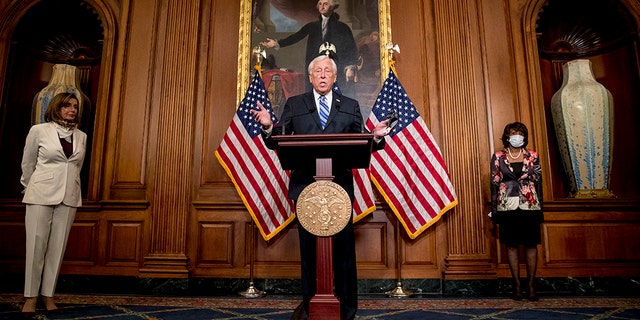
[106,222,143,266]
[138,0,201,277]
[103,0,155,200]
[196,222,235,267]
[545,223,640,262]
[254,226,304,278]
[190,208,248,277]
[197,0,244,192]
[427,0,494,279]
[354,220,390,269]
[64,221,99,265]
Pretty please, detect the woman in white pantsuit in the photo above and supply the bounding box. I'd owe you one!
[20,92,87,317]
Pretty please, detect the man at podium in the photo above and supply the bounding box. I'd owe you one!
[252,55,390,320]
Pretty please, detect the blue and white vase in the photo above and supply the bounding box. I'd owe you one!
[550,59,614,198]
[32,64,89,125]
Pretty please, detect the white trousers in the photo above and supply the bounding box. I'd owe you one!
[24,204,76,297]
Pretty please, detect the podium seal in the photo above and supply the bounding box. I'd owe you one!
[296,180,352,237]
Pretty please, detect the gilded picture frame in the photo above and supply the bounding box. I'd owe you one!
[237,0,391,120]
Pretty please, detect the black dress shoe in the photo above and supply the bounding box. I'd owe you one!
[511,293,523,301]
[527,294,539,301]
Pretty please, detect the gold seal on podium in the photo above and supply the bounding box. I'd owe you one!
[296,180,352,237]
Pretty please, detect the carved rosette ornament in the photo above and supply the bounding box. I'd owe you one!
[296,181,352,237]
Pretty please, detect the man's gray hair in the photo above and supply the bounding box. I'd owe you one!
[318,0,339,10]
[308,55,338,75]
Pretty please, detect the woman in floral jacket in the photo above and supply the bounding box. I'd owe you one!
[490,122,543,301]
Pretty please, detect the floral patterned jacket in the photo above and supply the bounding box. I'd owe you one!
[490,149,542,212]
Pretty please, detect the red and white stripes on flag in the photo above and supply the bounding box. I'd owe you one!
[365,68,458,239]
[215,70,294,241]
[352,168,376,222]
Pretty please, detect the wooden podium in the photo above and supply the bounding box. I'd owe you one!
[272,133,374,320]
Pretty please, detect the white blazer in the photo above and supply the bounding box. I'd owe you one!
[21,122,87,207]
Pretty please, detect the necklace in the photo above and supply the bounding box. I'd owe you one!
[508,148,522,159]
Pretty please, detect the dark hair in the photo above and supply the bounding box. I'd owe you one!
[44,92,81,126]
[501,121,528,148]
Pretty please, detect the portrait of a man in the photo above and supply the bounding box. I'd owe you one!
[250,0,382,120]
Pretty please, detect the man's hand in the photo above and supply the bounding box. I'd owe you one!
[250,102,273,130]
[373,119,391,138]
[345,68,355,82]
[261,38,277,48]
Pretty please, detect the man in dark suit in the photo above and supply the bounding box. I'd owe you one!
[251,55,389,320]
[261,0,358,96]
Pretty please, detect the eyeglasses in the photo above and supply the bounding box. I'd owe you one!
[312,68,334,76]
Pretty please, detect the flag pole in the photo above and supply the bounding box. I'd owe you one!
[382,43,412,298]
[239,46,267,299]
[239,220,265,298]
[386,220,413,298]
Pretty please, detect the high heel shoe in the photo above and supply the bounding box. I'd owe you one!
[511,291,523,301]
[527,282,539,301]
[510,281,523,301]
[21,297,37,319]
[42,296,61,313]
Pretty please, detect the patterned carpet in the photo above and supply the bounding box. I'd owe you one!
[1,293,639,319]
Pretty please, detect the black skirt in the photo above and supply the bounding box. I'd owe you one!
[497,208,543,247]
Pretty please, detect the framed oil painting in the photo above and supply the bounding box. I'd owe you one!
[237,0,391,121]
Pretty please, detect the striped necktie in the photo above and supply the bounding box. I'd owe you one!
[318,95,329,128]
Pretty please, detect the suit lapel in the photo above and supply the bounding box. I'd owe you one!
[45,122,74,159]
[303,92,324,130]
[44,123,65,157]
[328,94,342,126]
[72,130,79,156]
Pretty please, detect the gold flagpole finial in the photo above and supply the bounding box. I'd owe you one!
[252,45,267,75]
[385,42,400,73]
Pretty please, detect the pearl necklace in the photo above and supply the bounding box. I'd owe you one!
[508,147,522,159]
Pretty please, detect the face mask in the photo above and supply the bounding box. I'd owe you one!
[509,135,524,148]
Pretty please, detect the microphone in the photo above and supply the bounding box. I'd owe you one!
[387,109,399,130]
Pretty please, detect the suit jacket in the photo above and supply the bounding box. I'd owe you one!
[263,91,384,202]
[490,149,543,212]
[21,122,87,207]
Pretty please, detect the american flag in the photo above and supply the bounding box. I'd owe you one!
[365,68,458,239]
[215,70,294,241]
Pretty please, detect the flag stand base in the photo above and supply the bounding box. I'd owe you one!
[239,282,265,298]
[386,282,413,298]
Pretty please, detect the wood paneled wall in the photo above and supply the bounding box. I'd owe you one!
[0,0,639,282]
